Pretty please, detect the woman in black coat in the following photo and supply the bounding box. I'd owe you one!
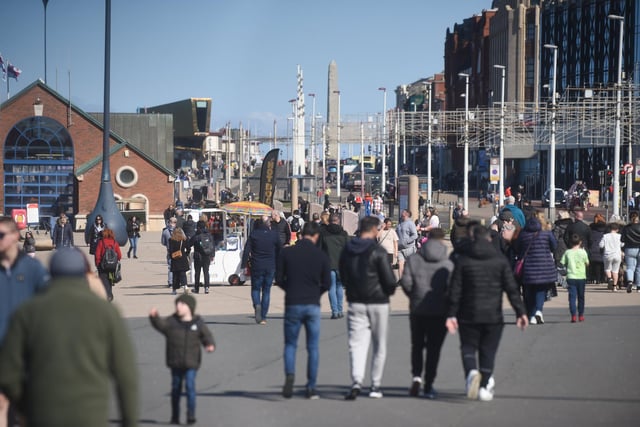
[169,227,192,295]
[588,214,607,284]
[87,215,105,255]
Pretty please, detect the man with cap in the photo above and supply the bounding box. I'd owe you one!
[0,247,138,427]
[150,294,215,425]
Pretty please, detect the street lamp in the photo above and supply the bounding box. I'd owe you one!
[494,65,506,208]
[544,44,558,220]
[609,14,624,219]
[309,93,316,178]
[334,90,342,199]
[424,81,433,206]
[43,0,49,84]
[458,72,470,211]
[378,87,387,198]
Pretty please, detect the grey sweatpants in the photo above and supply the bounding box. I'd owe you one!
[347,302,390,387]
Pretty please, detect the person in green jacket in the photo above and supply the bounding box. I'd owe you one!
[150,294,215,425]
[0,247,138,427]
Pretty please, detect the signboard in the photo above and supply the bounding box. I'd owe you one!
[489,157,499,183]
[26,203,39,224]
[259,149,279,207]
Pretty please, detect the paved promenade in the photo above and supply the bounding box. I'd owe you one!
[31,225,640,426]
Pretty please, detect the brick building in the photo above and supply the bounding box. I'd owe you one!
[0,81,175,231]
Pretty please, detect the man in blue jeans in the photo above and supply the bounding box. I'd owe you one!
[242,215,281,324]
[320,213,349,318]
[276,222,331,399]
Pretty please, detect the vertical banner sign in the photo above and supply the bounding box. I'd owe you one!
[259,149,279,207]
[489,157,500,182]
[635,158,640,182]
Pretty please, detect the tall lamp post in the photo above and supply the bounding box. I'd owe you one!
[424,81,433,205]
[334,90,342,199]
[378,87,387,198]
[609,14,625,219]
[309,93,316,179]
[85,0,127,245]
[543,44,558,220]
[458,72,470,211]
[43,0,49,84]
[494,65,506,208]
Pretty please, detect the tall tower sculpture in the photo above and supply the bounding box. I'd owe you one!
[326,60,339,159]
[293,65,306,176]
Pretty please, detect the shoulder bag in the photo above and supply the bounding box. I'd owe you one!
[514,232,538,279]
[171,241,183,259]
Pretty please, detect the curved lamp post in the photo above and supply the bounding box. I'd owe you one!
[85,0,127,246]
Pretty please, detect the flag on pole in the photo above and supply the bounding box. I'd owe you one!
[0,54,6,81]
[7,63,21,80]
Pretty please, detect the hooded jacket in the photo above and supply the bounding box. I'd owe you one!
[621,222,640,248]
[447,238,525,323]
[515,217,558,285]
[339,237,397,304]
[400,239,454,316]
[588,221,607,263]
[241,223,281,271]
[321,223,349,270]
[553,217,574,262]
[150,313,215,370]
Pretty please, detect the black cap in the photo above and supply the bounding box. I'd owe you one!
[49,247,87,278]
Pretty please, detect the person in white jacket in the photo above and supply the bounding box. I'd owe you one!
[600,223,623,291]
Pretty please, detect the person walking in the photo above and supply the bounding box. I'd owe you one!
[400,228,454,399]
[321,213,349,319]
[22,231,36,258]
[621,211,640,293]
[515,216,557,325]
[501,196,526,228]
[276,222,331,399]
[182,215,197,240]
[564,208,592,251]
[588,214,606,284]
[169,228,191,295]
[340,216,397,400]
[0,247,138,427]
[377,218,399,268]
[561,234,590,323]
[396,209,418,278]
[162,217,178,287]
[189,221,215,294]
[446,225,528,402]
[150,295,215,425]
[271,210,291,247]
[600,222,623,291]
[95,227,122,302]
[126,216,142,259]
[51,214,74,249]
[242,216,281,324]
[0,217,48,426]
[87,215,105,255]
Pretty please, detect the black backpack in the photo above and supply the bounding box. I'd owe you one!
[100,243,119,272]
[290,216,301,232]
[198,233,215,256]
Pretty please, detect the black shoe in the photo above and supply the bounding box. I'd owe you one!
[424,386,438,400]
[627,282,634,293]
[345,383,361,400]
[338,312,344,318]
[170,418,179,425]
[306,388,320,400]
[193,288,199,294]
[187,417,196,425]
[133,255,138,259]
[331,313,338,319]
[282,374,294,398]
[205,286,210,294]
[409,377,422,397]
[127,251,131,259]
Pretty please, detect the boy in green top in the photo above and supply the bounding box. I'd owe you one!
[561,234,590,323]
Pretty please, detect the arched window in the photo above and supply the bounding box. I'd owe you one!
[3,116,76,217]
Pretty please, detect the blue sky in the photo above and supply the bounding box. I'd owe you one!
[1,0,487,136]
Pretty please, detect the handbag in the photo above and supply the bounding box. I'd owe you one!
[171,241,183,259]
[515,232,538,279]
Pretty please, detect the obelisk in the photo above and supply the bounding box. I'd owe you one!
[326,60,339,159]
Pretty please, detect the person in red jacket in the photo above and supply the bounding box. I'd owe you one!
[94,228,122,301]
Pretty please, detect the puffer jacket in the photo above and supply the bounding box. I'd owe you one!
[400,239,454,316]
[447,238,525,323]
[588,222,607,263]
[621,222,640,248]
[150,314,215,369]
[339,237,397,304]
[516,217,558,285]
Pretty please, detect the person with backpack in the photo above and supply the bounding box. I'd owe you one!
[189,221,215,294]
[287,210,305,243]
[95,228,122,301]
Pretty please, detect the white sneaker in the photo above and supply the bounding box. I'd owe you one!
[486,376,495,393]
[466,369,481,400]
[478,386,494,401]
[529,316,538,325]
[535,311,544,324]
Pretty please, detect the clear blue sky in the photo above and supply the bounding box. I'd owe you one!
[1,0,487,135]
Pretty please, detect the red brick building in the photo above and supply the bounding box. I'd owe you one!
[0,81,175,231]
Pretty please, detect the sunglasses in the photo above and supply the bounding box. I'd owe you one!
[0,231,8,240]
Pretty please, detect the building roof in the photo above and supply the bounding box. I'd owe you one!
[0,80,176,178]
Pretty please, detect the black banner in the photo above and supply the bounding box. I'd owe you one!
[259,149,279,207]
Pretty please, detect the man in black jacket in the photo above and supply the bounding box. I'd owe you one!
[271,210,291,246]
[189,221,215,294]
[321,213,349,319]
[565,208,592,250]
[446,225,528,402]
[340,216,397,400]
[276,222,331,399]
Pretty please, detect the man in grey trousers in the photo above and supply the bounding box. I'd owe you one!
[396,209,418,278]
[339,216,397,400]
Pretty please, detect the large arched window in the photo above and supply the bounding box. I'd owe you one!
[3,116,76,217]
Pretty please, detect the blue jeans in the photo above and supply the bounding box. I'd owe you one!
[251,269,274,320]
[171,368,197,420]
[523,283,548,318]
[567,278,586,316]
[328,270,344,315]
[128,236,138,256]
[284,304,321,389]
[624,247,640,285]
